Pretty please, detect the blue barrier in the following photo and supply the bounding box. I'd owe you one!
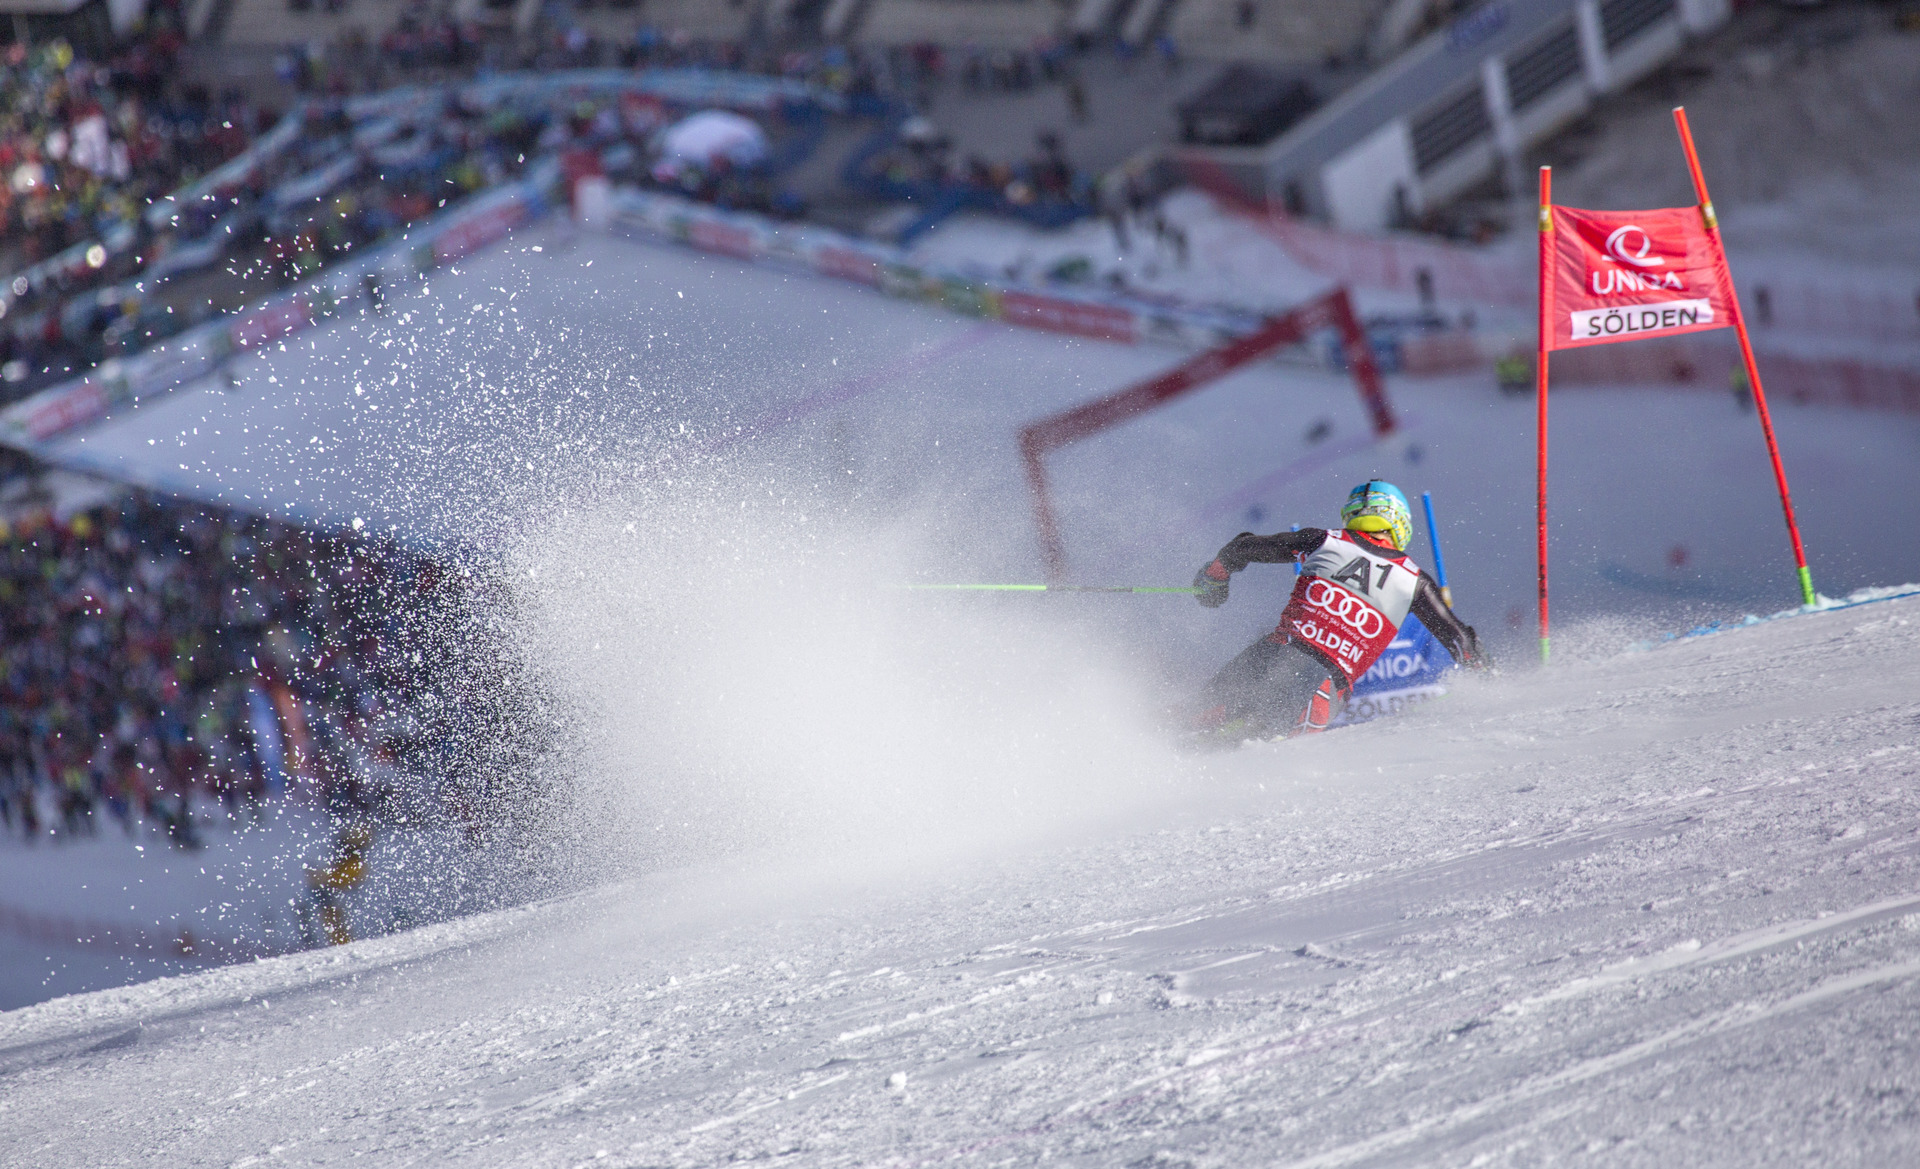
[1342,612,1456,724]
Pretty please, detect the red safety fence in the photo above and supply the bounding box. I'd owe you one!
[1550,334,1920,414]
[1257,213,1532,308]
[1178,155,1532,307]
[1740,281,1920,345]
[1019,286,1389,579]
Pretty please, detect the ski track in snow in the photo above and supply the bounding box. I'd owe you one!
[5,598,1920,1166]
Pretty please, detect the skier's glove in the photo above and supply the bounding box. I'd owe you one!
[1193,559,1231,608]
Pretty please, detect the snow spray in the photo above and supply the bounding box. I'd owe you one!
[488,464,1187,882]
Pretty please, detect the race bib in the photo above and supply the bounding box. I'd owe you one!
[1281,532,1418,681]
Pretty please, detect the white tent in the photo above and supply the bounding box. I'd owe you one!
[656,110,769,169]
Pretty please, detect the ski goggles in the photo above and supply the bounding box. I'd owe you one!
[1343,512,1410,551]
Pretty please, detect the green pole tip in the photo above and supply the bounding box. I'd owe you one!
[1796,565,1816,607]
[1539,636,1551,664]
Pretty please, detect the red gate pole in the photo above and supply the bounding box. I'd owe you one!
[1672,107,1817,608]
[1536,166,1553,664]
[1021,432,1067,582]
[1327,287,1397,436]
[1015,287,1395,579]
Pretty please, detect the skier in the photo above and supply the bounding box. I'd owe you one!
[1189,480,1488,742]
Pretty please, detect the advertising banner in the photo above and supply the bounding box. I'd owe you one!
[1341,612,1455,724]
[999,292,1138,342]
[1548,206,1736,350]
[430,193,535,267]
[813,245,882,286]
[4,171,553,447]
[14,380,111,442]
[602,187,1325,363]
[686,217,760,259]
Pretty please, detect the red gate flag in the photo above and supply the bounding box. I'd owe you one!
[1547,205,1738,350]
[1534,106,1820,669]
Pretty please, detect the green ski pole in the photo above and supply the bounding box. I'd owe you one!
[900,584,1200,595]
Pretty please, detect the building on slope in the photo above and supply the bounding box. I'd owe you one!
[1174,0,1732,231]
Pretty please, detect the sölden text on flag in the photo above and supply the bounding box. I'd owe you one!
[1547,205,1737,350]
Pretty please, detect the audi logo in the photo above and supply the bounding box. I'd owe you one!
[1305,579,1385,638]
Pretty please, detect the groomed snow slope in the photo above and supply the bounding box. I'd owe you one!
[5,594,1920,1167]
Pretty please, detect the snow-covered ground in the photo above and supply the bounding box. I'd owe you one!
[0,801,312,1010]
[4,592,1920,1166]
[0,796,529,1011]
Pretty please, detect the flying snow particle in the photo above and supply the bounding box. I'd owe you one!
[351,518,365,531]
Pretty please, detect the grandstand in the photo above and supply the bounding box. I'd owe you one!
[215,0,417,45]
[567,0,760,45]
[1172,0,1733,230]
[0,0,130,53]
[197,0,1393,68]
[1166,0,1387,65]
[211,0,770,53]
[855,0,1070,48]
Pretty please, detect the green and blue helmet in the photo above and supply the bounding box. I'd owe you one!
[1340,480,1412,551]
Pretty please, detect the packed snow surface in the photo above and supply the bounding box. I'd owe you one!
[5,593,1920,1166]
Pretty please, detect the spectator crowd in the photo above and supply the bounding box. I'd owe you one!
[0,14,252,273]
[0,472,502,851]
[0,15,1124,842]
[0,9,278,399]
[0,57,555,403]
[0,10,1147,403]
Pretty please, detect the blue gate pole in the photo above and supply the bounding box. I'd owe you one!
[1420,491,1452,607]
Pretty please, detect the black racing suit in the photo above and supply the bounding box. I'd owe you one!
[1197,527,1485,738]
